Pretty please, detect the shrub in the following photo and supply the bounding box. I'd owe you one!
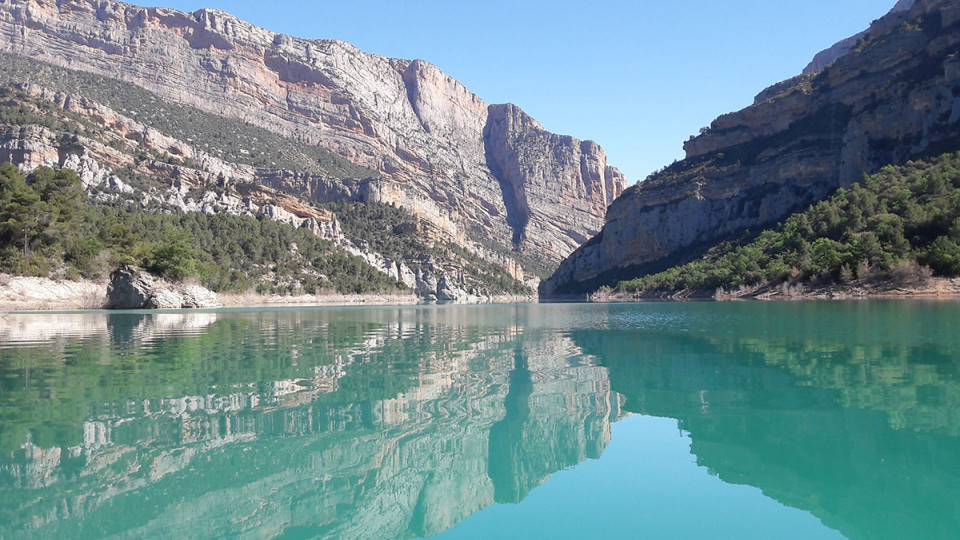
[889,260,933,286]
[147,239,200,281]
[922,236,960,275]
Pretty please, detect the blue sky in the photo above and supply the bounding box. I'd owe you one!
[154,0,897,182]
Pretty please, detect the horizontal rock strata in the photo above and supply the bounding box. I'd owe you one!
[0,0,627,275]
[543,0,960,295]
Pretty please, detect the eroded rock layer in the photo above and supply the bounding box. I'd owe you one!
[0,0,626,275]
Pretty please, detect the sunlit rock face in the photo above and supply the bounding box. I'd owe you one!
[484,104,627,263]
[0,0,626,274]
[543,0,960,295]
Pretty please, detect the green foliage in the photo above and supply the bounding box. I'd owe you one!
[326,201,532,295]
[618,152,960,293]
[921,236,960,275]
[0,163,404,294]
[146,234,200,281]
[326,201,430,263]
[0,165,88,275]
[104,209,405,294]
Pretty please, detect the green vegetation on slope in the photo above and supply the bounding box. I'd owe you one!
[326,200,431,264]
[0,163,403,294]
[327,201,533,295]
[618,152,960,293]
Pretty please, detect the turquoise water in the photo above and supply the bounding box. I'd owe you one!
[0,302,958,539]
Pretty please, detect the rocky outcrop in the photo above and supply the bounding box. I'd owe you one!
[484,104,626,260]
[106,265,221,309]
[0,0,627,274]
[543,0,960,296]
[803,0,917,73]
[0,91,521,300]
[0,102,345,241]
[415,266,484,302]
[0,274,105,310]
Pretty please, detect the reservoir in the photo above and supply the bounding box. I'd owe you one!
[1,302,957,539]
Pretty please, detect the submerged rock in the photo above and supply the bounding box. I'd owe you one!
[106,266,221,309]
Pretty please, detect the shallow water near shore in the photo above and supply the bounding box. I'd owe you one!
[1,301,958,539]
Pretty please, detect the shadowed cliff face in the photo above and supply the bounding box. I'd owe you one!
[0,0,627,274]
[543,0,960,295]
[484,104,626,260]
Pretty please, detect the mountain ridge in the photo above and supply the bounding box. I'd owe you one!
[543,0,960,296]
[0,0,626,284]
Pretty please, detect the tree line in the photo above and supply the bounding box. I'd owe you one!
[0,163,403,294]
[618,151,960,293]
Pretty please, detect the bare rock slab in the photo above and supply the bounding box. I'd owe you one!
[107,266,221,309]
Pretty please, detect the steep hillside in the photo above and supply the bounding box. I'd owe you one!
[0,0,627,282]
[543,0,960,296]
[614,152,960,297]
[0,83,529,299]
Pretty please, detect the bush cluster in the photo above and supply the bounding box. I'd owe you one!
[326,200,532,295]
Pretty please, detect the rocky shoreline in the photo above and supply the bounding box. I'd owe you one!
[6,272,958,312]
[0,274,420,312]
[0,273,535,312]
[0,275,107,311]
[586,277,960,303]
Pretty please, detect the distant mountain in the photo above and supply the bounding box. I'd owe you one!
[542,0,960,296]
[0,0,626,297]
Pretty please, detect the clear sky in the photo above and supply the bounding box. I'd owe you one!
[152,0,898,182]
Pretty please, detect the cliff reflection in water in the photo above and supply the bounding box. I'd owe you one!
[572,301,960,540]
[0,306,621,540]
[2,302,959,540]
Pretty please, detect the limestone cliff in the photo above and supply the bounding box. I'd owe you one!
[484,104,626,263]
[0,0,626,276]
[803,0,917,73]
[0,83,527,299]
[543,0,960,296]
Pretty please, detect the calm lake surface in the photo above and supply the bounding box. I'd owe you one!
[1,302,958,539]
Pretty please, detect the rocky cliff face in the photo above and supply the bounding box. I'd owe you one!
[543,0,960,296]
[106,265,221,309]
[803,0,917,73]
[484,104,627,262]
[0,0,626,275]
